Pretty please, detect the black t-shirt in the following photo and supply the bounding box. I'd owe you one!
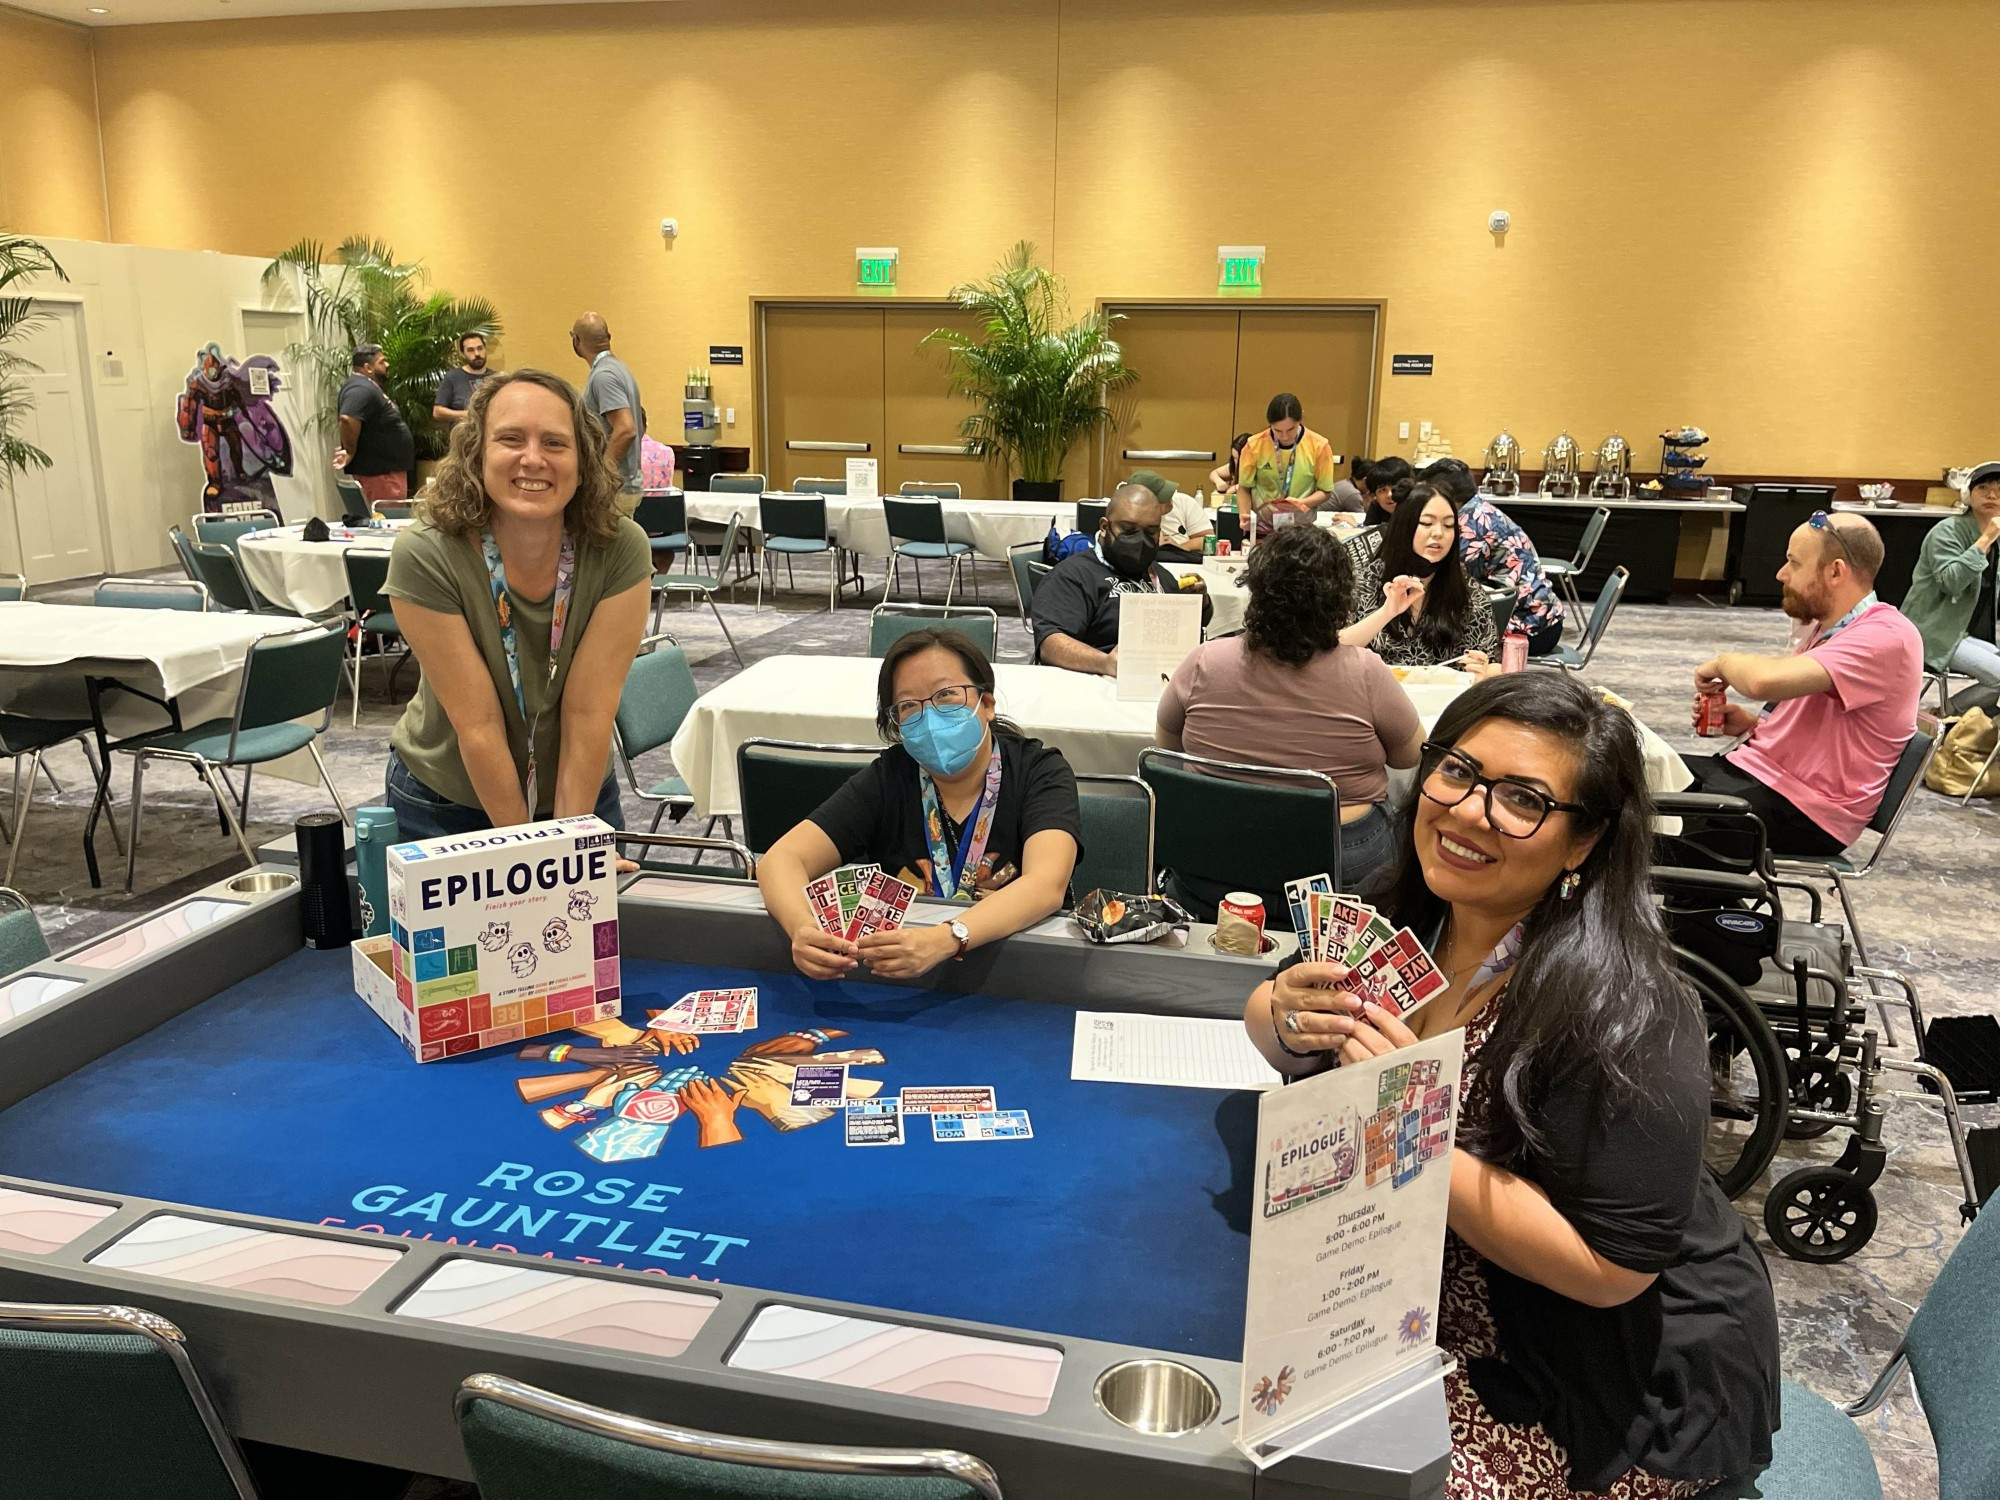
[1271,946,1779,1488]
[435,366,490,414]
[807,735,1083,897]
[1031,550,1208,655]
[339,374,415,476]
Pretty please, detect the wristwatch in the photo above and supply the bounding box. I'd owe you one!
[947,919,971,961]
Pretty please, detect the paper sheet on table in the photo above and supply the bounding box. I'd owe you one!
[845,456,879,503]
[1071,1011,1282,1090]
[1115,591,1202,702]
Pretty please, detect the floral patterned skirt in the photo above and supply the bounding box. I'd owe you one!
[1439,1238,1714,1500]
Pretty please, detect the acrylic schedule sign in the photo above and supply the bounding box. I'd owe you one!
[1236,1029,1464,1466]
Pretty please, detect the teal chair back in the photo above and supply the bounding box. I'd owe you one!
[634,493,687,541]
[793,476,847,494]
[900,481,960,499]
[615,636,700,759]
[1868,724,1934,841]
[334,477,372,524]
[0,889,50,981]
[1568,564,1630,666]
[232,622,346,744]
[1485,585,1514,640]
[168,526,203,583]
[188,542,259,613]
[0,573,24,602]
[1074,500,1107,536]
[374,501,415,521]
[883,497,949,547]
[1073,776,1155,897]
[868,607,997,660]
[342,549,395,619]
[737,739,878,855]
[709,473,766,494]
[759,494,829,544]
[93,579,209,611]
[1902,1173,2000,1500]
[1138,748,1341,927]
[1573,506,1612,571]
[456,1373,999,1500]
[1007,543,1046,624]
[192,511,277,551]
[0,1302,259,1498]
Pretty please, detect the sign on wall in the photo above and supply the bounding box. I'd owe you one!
[1391,354,1435,376]
[1218,244,1266,294]
[856,247,899,291]
[709,345,744,366]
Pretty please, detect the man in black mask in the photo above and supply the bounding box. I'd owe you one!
[1033,484,1211,675]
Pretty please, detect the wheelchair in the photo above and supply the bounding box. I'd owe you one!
[1654,793,1989,1264]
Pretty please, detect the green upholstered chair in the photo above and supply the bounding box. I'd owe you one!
[1137,747,1342,930]
[1540,505,1611,615]
[707,473,766,494]
[1073,500,1107,537]
[1006,542,1050,640]
[372,501,415,521]
[333,476,373,524]
[0,572,25,602]
[191,509,279,552]
[340,549,405,725]
[650,512,744,665]
[735,738,879,857]
[756,494,843,612]
[456,1372,1000,1500]
[882,497,977,606]
[1533,565,1629,673]
[1484,585,1515,642]
[94,578,210,611]
[634,492,690,571]
[1072,774,1154,898]
[167,526,204,583]
[792,476,847,494]
[118,619,350,888]
[187,540,272,614]
[0,1302,260,1498]
[2,711,119,887]
[614,634,702,836]
[0,887,51,981]
[867,604,998,661]
[899,481,960,499]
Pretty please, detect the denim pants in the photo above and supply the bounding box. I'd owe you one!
[384,753,625,840]
[1946,636,2000,713]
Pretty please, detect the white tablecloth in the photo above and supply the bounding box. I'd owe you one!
[667,655,1616,819]
[238,525,397,616]
[682,494,1076,562]
[0,602,322,778]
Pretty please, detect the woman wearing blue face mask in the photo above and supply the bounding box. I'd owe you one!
[755,629,1083,981]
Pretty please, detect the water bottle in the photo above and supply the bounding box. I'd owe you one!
[353,805,399,938]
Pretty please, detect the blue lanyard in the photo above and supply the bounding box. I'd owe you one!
[478,528,576,813]
[1809,593,1877,649]
[919,748,1002,899]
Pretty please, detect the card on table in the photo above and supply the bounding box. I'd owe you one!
[650,988,757,1034]
[1284,874,1334,949]
[790,1063,850,1107]
[932,1109,1033,1142]
[844,1098,905,1147]
[899,1085,998,1115]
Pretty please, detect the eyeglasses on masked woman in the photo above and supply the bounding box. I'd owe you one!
[1418,741,1589,839]
[890,683,981,727]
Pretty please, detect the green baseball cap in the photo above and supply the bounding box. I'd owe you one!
[1128,469,1178,504]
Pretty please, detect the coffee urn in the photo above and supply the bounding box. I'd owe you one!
[1481,430,1522,496]
[1538,432,1582,498]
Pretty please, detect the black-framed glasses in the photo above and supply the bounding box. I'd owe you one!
[1418,742,1587,839]
[1808,510,1855,566]
[890,683,981,725]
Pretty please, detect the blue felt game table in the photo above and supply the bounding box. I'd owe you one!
[0,870,1452,1499]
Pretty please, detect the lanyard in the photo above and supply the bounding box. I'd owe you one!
[479,527,576,815]
[1812,592,1876,647]
[919,747,1003,899]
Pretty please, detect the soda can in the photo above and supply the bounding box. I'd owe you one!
[1203,533,1217,557]
[1695,689,1727,737]
[1216,892,1267,956]
[1500,630,1529,673]
[1216,539,1233,557]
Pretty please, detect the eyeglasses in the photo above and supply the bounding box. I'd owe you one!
[1418,743,1588,839]
[890,683,981,726]
[1808,510,1855,566]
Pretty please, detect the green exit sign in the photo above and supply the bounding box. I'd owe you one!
[1218,244,1265,296]
[856,247,898,291]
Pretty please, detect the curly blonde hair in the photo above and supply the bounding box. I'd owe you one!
[419,367,625,546]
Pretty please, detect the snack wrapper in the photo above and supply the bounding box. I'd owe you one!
[1072,890,1193,947]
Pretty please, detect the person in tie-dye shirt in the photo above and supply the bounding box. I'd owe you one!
[1422,459,1566,656]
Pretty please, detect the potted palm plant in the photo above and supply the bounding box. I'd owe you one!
[0,232,67,495]
[262,237,500,476]
[924,242,1135,503]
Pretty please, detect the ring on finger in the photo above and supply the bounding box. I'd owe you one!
[1284,1010,1303,1034]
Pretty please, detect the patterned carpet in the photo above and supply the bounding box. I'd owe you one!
[7,550,1989,1496]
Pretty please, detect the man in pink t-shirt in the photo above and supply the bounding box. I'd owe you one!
[1680,512,1921,857]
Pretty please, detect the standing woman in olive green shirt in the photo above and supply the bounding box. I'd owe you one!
[383,367,652,838]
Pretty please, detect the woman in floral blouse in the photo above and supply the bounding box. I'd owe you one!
[1423,459,1566,656]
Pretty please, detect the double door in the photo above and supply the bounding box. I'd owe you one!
[759,304,1007,496]
[1100,305,1379,500]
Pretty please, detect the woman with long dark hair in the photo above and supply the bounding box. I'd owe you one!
[756,629,1081,981]
[1157,524,1422,907]
[1342,482,1501,671]
[1244,673,1779,1498]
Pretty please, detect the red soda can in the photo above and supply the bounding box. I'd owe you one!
[1216,539,1233,557]
[1500,629,1529,673]
[1695,689,1727,736]
[1218,892,1267,955]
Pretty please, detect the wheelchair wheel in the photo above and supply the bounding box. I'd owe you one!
[1763,1165,1878,1262]
[1679,946,1790,1200]
[1781,1045,1852,1141]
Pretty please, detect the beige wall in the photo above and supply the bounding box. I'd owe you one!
[0,6,106,239]
[42,0,2000,482]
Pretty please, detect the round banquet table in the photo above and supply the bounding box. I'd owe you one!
[236,525,402,616]
[680,493,1076,563]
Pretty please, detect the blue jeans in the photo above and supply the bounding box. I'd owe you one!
[384,754,625,841]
